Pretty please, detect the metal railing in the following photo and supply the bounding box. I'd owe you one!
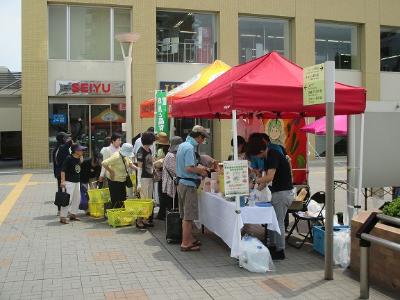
[0,72,21,96]
[356,212,400,299]
[156,42,214,64]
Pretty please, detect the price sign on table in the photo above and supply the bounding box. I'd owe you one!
[223,160,249,197]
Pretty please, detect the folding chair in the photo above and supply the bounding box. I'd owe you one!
[286,191,325,249]
[284,186,311,232]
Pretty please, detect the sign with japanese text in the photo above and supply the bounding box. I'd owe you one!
[223,160,249,197]
[154,90,169,134]
[303,63,325,106]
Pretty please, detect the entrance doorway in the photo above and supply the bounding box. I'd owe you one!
[49,102,126,160]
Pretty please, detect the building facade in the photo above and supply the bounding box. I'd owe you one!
[22,0,400,167]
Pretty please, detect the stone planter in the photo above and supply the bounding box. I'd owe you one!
[351,211,400,292]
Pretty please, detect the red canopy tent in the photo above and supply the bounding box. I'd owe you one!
[170,52,366,118]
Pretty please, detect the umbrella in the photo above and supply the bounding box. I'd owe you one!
[301,115,347,136]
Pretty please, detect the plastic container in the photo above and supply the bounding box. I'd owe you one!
[88,202,105,218]
[124,199,154,218]
[312,225,350,255]
[88,188,111,203]
[107,208,136,227]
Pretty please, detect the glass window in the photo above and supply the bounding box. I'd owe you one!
[156,11,216,63]
[114,9,132,61]
[70,6,111,60]
[48,5,67,59]
[315,22,360,70]
[238,17,290,63]
[381,27,400,72]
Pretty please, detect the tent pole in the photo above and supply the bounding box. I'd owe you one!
[232,110,241,257]
[356,113,365,211]
[347,115,356,224]
[324,61,335,281]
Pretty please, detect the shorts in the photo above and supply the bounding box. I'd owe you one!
[177,183,198,221]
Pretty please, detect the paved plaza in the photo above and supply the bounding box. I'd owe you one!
[0,162,397,300]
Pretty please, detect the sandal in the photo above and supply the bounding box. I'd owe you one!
[192,240,202,246]
[69,215,80,221]
[180,244,201,252]
[135,221,146,230]
[60,218,69,224]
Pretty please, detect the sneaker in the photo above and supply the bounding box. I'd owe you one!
[271,249,285,260]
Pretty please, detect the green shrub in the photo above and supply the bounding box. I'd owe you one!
[382,198,400,218]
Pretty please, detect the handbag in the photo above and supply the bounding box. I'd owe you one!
[54,188,70,207]
[120,154,133,188]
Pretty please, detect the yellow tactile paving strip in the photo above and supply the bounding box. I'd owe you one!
[0,174,32,225]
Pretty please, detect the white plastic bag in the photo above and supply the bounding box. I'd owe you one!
[239,235,274,273]
[333,229,351,268]
[307,199,323,217]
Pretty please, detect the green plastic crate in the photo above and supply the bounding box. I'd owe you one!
[88,188,111,203]
[124,199,154,218]
[88,202,104,218]
[107,208,136,228]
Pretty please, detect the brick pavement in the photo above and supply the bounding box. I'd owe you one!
[0,171,396,300]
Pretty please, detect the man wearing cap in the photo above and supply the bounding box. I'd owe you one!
[60,143,86,224]
[176,125,210,251]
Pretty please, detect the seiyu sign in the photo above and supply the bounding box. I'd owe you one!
[56,80,125,96]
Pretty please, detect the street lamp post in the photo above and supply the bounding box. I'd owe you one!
[116,32,140,144]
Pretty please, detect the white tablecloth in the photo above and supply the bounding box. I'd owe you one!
[198,192,280,257]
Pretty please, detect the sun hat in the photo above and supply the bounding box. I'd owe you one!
[156,131,170,145]
[192,125,210,138]
[119,143,135,157]
[168,136,183,153]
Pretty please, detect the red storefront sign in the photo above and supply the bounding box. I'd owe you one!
[56,80,125,96]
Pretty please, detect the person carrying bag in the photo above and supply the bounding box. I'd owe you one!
[102,143,136,209]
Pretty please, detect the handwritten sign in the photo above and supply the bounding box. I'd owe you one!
[223,160,249,197]
[303,63,325,106]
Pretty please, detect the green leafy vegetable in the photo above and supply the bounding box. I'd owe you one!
[382,198,400,218]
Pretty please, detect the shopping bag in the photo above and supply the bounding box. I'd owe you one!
[79,184,88,211]
[239,235,274,273]
[54,189,70,207]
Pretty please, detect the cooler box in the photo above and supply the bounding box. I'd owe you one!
[312,225,350,256]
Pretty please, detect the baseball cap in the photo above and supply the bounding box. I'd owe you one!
[71,143,87,153]
[192,125,210,138]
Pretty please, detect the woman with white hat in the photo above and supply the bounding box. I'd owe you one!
[102,143,137,208]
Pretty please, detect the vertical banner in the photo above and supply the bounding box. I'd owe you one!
[154,90,169,134]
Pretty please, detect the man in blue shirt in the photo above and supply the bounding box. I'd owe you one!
[176,125,209,251]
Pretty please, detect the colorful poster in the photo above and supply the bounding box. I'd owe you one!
[264,118,308,185]
[223,160,249,197]
[154,90,169,134]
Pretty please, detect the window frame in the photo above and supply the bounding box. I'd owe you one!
[48,4,132,62]
[380,26,400,73]
[315,21,360,70]
[155,10,217,64]
[238,15,291,63]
